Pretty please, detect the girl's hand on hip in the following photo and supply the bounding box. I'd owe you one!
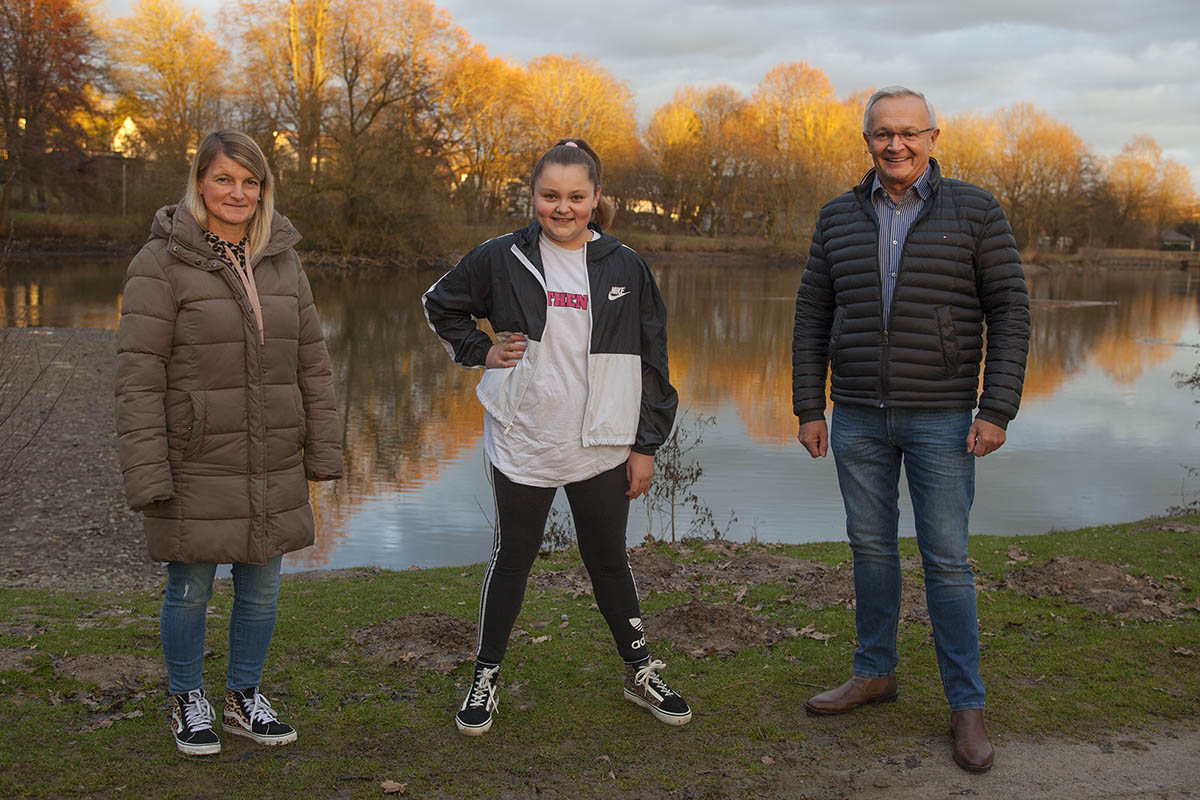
[626,452,655,498]
[486,332,527,368]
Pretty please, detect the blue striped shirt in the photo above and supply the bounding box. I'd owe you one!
[872,166,932,325]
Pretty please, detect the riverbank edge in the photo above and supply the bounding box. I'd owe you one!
[9,226,1188,275]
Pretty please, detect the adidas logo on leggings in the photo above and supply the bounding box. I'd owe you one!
[629,617,646,650]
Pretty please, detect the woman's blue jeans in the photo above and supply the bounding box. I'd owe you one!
[830,404,985,710]
[160,557,283,695]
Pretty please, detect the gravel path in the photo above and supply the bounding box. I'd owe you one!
[0,327,162,592]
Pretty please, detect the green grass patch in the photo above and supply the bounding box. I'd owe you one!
[1,516,1197,798]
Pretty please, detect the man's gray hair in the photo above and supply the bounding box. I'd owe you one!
[863,86,937,132]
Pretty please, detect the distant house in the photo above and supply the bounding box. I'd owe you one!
[1161,229,1195,251]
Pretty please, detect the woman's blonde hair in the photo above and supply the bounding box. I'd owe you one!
[182,130,276,264]
[531,138,616,230]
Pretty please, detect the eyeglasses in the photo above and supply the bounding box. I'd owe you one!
[869,127,935,144]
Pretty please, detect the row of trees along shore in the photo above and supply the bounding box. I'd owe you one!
[2,0,1197,259]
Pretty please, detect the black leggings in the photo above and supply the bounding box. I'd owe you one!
[476,463,648,665]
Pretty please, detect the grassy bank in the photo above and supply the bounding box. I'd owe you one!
[2,516,1198,798]
[7,211,803,267]
[8,212,146,250]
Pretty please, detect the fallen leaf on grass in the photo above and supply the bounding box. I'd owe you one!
[86,709,144,731]
[596,755,611,763]
[380,780,407,794]
[530,635,552,644]
[795,623,835,643]
[761,755,775,765]
[734,586,749,602]
[1173,648,1196,657]
[1006,545,1030,563]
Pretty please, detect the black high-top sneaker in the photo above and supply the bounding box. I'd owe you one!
[170,688,221,756]
[222,687,297,745]
[624,658,692,725]
[455,662,500,736]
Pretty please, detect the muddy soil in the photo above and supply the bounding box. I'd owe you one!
[352,611,476,673]
[1002,555,1195,620]
[533,545,930,622]
[52,653,164,690]
[644,598,807,658]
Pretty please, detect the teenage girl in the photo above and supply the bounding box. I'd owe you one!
[423,138,691,735]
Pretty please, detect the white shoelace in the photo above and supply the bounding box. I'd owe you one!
[634,659,676,697]
[246,691,281,726]
[468,666,500,711]
[180,690,215,731]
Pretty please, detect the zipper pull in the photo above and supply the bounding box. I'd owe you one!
[882,329,889,345]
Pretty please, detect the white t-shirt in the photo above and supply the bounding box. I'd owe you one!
[483,232,631,487]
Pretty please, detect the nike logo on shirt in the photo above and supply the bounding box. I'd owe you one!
[608,287,630,301]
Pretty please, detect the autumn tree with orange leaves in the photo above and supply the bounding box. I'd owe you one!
[644,85,757,235]
[111,0,227,169]
[3,0,1196,259]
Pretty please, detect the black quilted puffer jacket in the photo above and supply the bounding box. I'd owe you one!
[792,159,1030,429]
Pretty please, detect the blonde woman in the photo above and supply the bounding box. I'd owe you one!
[115,130,342,756]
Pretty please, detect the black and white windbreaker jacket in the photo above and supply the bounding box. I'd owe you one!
[423,221,678,456]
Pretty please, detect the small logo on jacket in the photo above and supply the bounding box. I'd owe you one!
[608,286,630,301]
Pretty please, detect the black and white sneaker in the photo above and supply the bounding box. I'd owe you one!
[222,687,297,745]
[455,662,500,736]
[624,659,692,725]
[170,688,221,756]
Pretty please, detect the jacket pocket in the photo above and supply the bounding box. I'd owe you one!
[476,339,538,427]
[827,306,847,369]
[934,305,959,379]
[292,385,307,447]
[183,390,207,460]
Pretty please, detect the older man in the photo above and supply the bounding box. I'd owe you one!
[792,86,1029,772]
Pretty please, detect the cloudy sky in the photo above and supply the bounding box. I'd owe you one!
[102,0,1200,187]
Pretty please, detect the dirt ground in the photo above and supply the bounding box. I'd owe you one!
[2,327,1199,797]
[0,328,161,592]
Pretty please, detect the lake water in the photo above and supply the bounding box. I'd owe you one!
[4,251,1199,571]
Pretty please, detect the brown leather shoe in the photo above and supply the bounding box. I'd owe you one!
[950,709,995,772]
[804,675,898,715]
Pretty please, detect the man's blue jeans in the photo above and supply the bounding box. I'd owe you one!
[830,404,985,710]
[160,557,283,696]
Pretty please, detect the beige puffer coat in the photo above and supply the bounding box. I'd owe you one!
[115,204,343,565]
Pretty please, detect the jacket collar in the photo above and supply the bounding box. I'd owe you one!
[151,204,302,269]
[855,157,943,201]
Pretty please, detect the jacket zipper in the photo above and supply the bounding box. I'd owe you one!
[877,188,935,409]
[580,239,594,448]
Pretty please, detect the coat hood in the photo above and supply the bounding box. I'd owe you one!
[149,204,302,265]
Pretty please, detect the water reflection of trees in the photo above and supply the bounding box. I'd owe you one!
[288,269,483,567]
[1,258,127,328]
[1025,270,1198,397]
[656,261,1199,446]
[284,261,1199,566]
